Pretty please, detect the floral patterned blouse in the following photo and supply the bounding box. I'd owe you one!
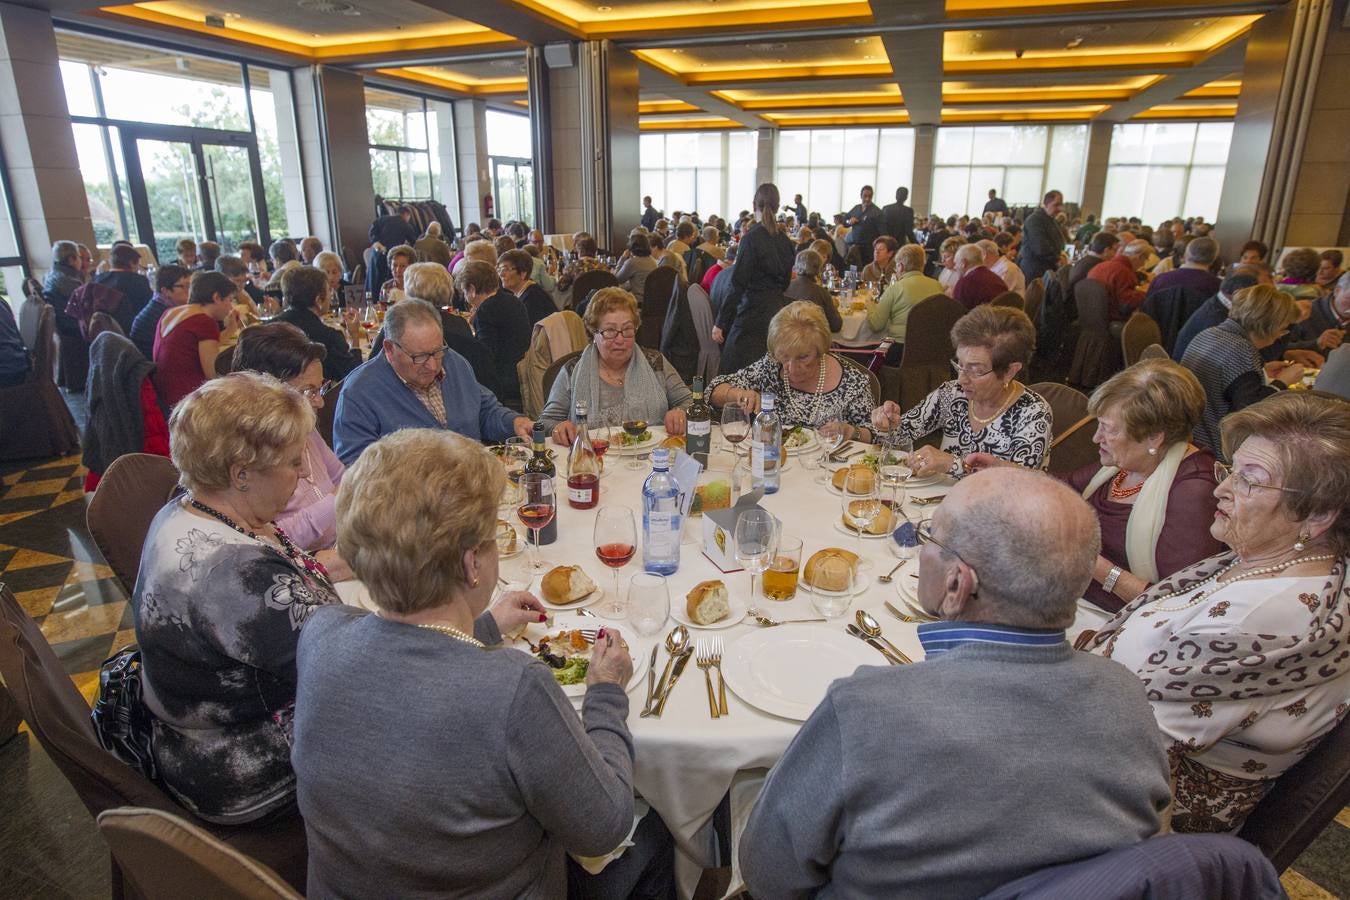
[133,500,339,824]
[895,381,1052,471]
[708,353,874,430]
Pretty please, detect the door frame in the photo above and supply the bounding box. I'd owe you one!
[491,155,534,228]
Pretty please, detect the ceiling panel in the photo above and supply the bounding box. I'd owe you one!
[509,0,873,38]
[945,15,1258,62]
[125,0,490,44]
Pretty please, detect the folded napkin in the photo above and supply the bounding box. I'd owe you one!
[570,799,650,874]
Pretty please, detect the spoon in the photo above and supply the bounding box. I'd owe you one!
[855,609,913,664]
[641,625,689,718]
[878,561,905,583]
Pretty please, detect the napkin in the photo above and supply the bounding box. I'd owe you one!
[570,799,651,874]
[669,450,704,519]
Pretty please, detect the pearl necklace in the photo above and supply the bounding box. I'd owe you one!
[968,383,1018,428]
[1148,554,1337,613]
[416,622,485,648]
[783,358,829,422]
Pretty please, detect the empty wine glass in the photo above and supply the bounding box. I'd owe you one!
[516,472,555,575]
[814,424,845,484]
[628,572,669,637]
[593,506,637,618]
[840,468,881,556]
[720,404,749,456]
[878,433,913,508]
[808,554,857,620]
[734,509,778,607]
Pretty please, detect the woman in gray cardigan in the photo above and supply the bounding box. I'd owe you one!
[292,428,674,899]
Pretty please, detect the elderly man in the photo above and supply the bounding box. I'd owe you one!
[1146,236,1220,300]
[951,243,1007,311]
[332,299,531,464]
[94,242,153,320]
[868,243,942,362]
[861,236,897,283]
[299,236,324,265]
[1017,189,1066,283]
[1087,238,1151,321]
[1070,231,1119,291]
[985,236,1026,296]
[695,225,725,261]
[740,469,1170,898]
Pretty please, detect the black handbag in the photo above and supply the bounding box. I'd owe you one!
[91,645,160,784]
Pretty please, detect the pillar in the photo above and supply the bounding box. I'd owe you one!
[291,65,374,267]
[1284,0,1350,245]
[452,99,491,230]
[431,100,460,233]
[1079,121,1113,221]
[911,125,936,218]
[755,127,775,189]
[263,66,309,242]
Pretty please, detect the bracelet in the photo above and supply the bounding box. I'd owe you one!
[1101,566,1123,594]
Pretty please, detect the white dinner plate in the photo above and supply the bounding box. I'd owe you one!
[505,615,654,698]
[782,430,819,455]
[670,589,748,630]
[613,432,660,454]
[720,624,881,721]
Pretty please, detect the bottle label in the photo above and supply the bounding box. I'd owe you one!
[568,486,593,504]
[751,442,765,478]
[688,420,711,436]
[647,511,674,556]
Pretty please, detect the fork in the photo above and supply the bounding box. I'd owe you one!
[711,636,729,716]
[695,639,719,719]
[884,600,925,624]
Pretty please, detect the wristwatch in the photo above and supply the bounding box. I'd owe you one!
[1102,566,1123,594]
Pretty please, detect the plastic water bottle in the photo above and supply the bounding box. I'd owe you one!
[751,393,781,494]
[642,447,681,575]
[845,265,859,292]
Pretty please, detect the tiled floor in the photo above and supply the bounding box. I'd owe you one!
[1,440,1347,898]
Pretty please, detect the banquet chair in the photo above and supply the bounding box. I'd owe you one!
[683,281,722,385]
[315,379,342,450]
[1121,312,1162,367]
[0,583,310,894]
[0,304,82,462]
[881,294,963,411]
[838,354,881,405]
[639,266,678,348]
[88,311,126,342]
[1141,284,1210,356]
[1238,711,1350,872]
[1023,277,1045,331]
[990,291,1024,310]
[19,276,46,351]
[99,808,302,900]
[86,453,182,594]
[0,682,21,744]
[542,350,583,407]
[1138,343,1169,362]
[215,345,235,377]
[1031,382,1098,476]
[568,269,618,311]
[1066,279,1123,390]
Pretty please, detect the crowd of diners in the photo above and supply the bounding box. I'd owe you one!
[11,181,1345,897]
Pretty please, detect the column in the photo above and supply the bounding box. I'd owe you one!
[1079,121,1113,221]
[545,53,585,236]
[755,127,775,189]
[452,99,491,230]
[0,3,95,278]
[911,125,936,218]
[1284,0,1350,245]
[431,100,460,234]
[263,66,309,242]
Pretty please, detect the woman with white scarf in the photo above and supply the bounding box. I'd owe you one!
[967,359,1222,612]
[542,287,692,446]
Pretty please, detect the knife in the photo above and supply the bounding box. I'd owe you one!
[846,623,902,665]
[653,650,693,716]
[641,645,659,709]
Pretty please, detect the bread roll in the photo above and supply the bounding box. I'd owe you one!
[660,435,686,451]
[842,502,897,535]
[686,580,731,625]
[831,464,875,492]
[804,548,859,592]
[541,565,598,605]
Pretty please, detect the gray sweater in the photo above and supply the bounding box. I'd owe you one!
[739,641,1170,899]
[293,605,635,899]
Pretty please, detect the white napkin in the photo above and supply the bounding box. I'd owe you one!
[570,799,651,874]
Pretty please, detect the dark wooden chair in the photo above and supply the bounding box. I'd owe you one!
[316,379,342,451]
[0,304,81,462]
[569,269,618,312]
[638,266,678,349]
[990,291,1024,310]
[541,350,583,409]
[1067,279,1123,390]
[838,353,881,405]
[879,294,963,411]
[1121,311,1163,367]
[1031,381,1097,476]
[1138,343,1169,362]
[86,453,181,594]
[215,345,235,377]
[1022,277,1045,330]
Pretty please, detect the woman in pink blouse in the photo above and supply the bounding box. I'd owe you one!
[233,322,352,581]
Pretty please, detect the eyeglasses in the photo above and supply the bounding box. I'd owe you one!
[1213,460,1299,497]
[391,342,448,366]
[950,359,993,378]
[598,326,637,341]
[295,380,335,400]
[916,520,980,592]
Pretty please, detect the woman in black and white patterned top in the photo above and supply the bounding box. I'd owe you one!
[710,300,877,440]
[873,305,1052,476]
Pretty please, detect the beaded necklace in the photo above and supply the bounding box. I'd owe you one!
[186,496,332,586]
[1108,470,1144,501]
[416,622,485,648]
[1147,554,1337,613]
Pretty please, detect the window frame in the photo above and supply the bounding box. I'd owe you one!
[365,85,438,203]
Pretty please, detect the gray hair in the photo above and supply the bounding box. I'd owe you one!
[702,225,718,244]
[939,469,1101,628]
[1122,239,1152,259]
[384,298,442,345]
[1185,236,1218,266]
[424,221,442,238]
[793,249,823,280]
[52,240,79,267]
[463,240,498,265]
[403,262,453,307]
[977,239,1000,263]
[955,243,984,270]
[216,255,246,278]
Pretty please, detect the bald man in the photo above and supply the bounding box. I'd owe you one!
[741,469,1170,899]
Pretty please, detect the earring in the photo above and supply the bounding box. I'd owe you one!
[1294,531,1309,552]
[1147,447,1157,456]
[470,577,480,588]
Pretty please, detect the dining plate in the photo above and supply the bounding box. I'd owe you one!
[506,615,654,698]
[782,430,819,455]
[720,624,881,721]
[522,569,609,611]
[669,589,749,630]
[613,432,661,454]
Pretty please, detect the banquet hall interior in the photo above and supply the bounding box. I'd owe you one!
[1,0,1349,896]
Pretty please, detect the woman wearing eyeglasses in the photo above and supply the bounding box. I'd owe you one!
[541,288,692,446]
[870,305,1052,477]
[1087,392,1350,834]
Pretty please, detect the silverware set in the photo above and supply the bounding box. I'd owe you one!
[695,638,729,718]
[642,625,690,718]
[845,609,913,664]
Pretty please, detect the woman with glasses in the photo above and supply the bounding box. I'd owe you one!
[1088,392,1350,834]
[1180,284,1304,455]
[541,287,692,446]
[871,305,1052,477]
[233,323,352,578]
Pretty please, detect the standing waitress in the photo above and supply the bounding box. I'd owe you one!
[713,183,796,374]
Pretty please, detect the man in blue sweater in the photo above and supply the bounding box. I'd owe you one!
[740,468,1170,898]
[333,299,532,465]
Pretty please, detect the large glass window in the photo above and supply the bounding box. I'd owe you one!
[1102,122,1233,223]
[248,67,299,240]
[930,124,1087,218]
[773,127,915,219]
[641,131,760,219]
[486,110,533,225]
[365,86,436,202]
[0,149,24,301]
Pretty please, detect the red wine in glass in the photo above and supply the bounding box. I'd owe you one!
[591,438,610,458]
[517,502,555,532]
[596,542,636,568]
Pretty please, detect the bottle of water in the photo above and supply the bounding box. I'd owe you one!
[845,265,859,292]
[751,393,781,494]
[642,447,681,575]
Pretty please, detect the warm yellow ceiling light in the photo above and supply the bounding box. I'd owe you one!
[640,114,743,130]
[943,76,1161,103]
[715,85,901,109]
[374,66,527,95]
[636,41,890,85]
[1183,79,1242,98]
[508,0,872,39]
[946,0,1133,13]
[639,99,702,114]
[940,105,1108,121]
[1136,103,1237,118]
[764,109,910,126]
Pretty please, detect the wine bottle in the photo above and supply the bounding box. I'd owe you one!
[524,422,558,544]
[566,400,600,510]
[686,376,711,457]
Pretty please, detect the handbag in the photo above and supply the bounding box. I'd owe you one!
[91,645,160,784]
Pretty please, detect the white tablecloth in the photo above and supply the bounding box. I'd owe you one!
[832,310,887,347]
[334,430,1105,897]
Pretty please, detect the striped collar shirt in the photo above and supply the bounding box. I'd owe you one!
[917,620,1066,657]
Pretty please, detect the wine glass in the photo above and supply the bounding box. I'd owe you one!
[814,424,845,484]
[628,572,669,637]
[734,509,778,607]
[621,398,649,470]
[593,506,638,618]
[720,404,749,456]
[878,433,913,508]
[516,472,555,575]
[360,303,378,342]
[589,422,612,475]
[840,468,881,557]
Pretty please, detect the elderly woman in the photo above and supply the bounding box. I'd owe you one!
[783,248,842,333]
[233,323,352,576]
[456,259,529,408]
[498,248,555,326]
[380,244,415,303]
[937,236,964,293]
[292,429,674,896]
[1276,247,1323,300]
[872,305,1052,476]
[710,301,875,439]
[969,360,1222,613]
[152,271,244,410]
[1089,392,1350,833]
[313,250,347,310]
[135,372,340,823]
[542,288,692,445]
[615,232,658,300]
[713,183,796,374]
[1180,285,1304,454]
[274,265,362,383]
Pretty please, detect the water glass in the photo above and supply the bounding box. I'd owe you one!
[628,573,669,637]
[808,558,857,620]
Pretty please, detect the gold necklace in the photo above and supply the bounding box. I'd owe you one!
[969,383,1017,428]
[416,623,485,648]
[1148,554,1337,613]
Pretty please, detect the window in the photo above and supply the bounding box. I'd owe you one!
[1102,122,1233,223]
[640,131,759,219]
[249,67,301,241]
[485,110,533,225]
[0,148,24,301]
[773,127,914,218]
[365,86,436,202]
[930,124,1087,218]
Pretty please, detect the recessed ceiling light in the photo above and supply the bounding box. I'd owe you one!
[597,4,611,11]
[1166,41,1177,47]
[311,32,320,37]
[853,37,868,44]
[223,11,241,18]
[1194,19,1209,26]
[972,32,982,38]
[747,42,787,52]
[670,48,683,53]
